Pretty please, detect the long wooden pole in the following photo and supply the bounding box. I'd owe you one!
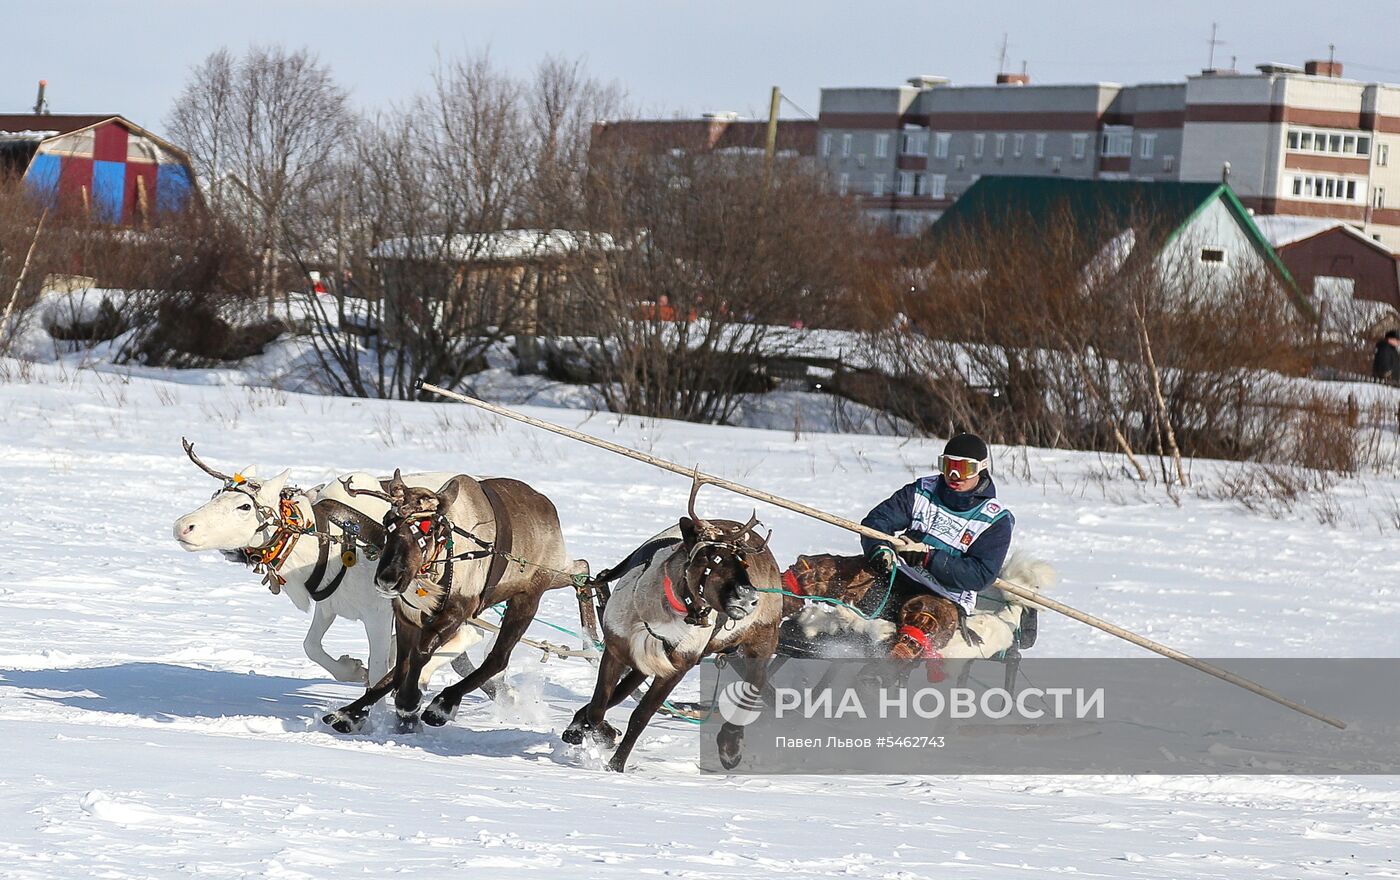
[418,382,1347,730]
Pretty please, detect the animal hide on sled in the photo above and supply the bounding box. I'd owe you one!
[777,551,1054,660]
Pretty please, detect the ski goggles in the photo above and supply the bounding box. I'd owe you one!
[939,454,989,482]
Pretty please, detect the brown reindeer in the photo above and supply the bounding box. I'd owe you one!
[322,470,587,734]
[563,483,782,772]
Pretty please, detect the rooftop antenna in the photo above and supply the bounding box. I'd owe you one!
[1230,54,1237,70]
[33,79,48,115]
[998,32,1009,75]
[1207,22,1226,70]
[1328,43,1336,66]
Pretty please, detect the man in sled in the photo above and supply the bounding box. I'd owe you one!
[860,432,1018,660]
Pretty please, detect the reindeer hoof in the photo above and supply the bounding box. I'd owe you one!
[394,710,421,734]
[333,655,369,684]
[606,756,627,773]
[421,699,456,727]
[322,709,366,734]
[563,720,618,748]
[717,726,744,770]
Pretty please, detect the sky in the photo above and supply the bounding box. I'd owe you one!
[5,0,1400,137]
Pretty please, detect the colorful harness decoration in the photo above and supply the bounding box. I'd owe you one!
[243,496,312,592]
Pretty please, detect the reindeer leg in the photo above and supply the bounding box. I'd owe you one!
[305,601,365,683]
[608,670,685,773]
[606,669,647,709]
[364,605,395,685]
[563,647,631,747]
[323,620,417,734]
[422,590,541,727]
[717,630,779,770]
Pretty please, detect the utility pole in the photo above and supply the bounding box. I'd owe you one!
[997,33,1009,75]
[765,86,781,169]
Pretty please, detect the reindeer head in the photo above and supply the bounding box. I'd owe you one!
[344,470,448,599]
[172,439,292,553]
[673,479,768,625]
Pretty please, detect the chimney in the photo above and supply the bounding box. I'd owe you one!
[33,79,48,115]
[1304,59,1343,78]
[996,72,1030,85]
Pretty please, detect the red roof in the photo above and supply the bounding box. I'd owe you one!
[0,114,119,136]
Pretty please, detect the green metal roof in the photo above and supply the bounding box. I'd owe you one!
[930,176,1304,308]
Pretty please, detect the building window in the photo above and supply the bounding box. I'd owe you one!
[838,173,849,195]
[1051,156,1062,172]
[973,133,985,159]
[913,173,927,196]
[1199,247,1227,265]
[1013,133,1024,157]
[1140,133,1156,160]
[1374,186,1386,208]
[897,171,914,196]
[929,174,947,199]
[1100,126,1133,157]
[955,155,966,170]
[872,174,885,197]
[1072,134,1087,160]
[1379,143,1390,167]
[1034,133,1046,158]
[995,133,1006,159]
[857,153,866,169]
[933,132,950,159]
[1291,173,1362,202]
[874,133,889,159]
[841,133,852,158]
[820,133,831,157]
[1287,127,1372,157]
[1163,154,1175,173]
[900,130,929,156]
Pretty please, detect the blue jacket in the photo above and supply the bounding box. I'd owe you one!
[860,474,1013,593]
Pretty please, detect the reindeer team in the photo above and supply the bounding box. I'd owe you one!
[173,440,1051,772]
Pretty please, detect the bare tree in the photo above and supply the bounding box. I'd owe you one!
[166,45,353,304]
[301,52,610,399]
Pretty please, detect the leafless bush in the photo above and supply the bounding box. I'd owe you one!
[565,147,889,423]
[865,194,1318,478]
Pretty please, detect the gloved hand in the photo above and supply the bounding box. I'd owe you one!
[868,548,896,579]
[898,547,931,568]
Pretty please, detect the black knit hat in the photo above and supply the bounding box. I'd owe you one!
[943,432,989,461]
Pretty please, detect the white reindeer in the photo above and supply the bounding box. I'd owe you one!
[171,441,487,688]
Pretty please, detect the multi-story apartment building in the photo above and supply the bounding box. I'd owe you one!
[819,61,1400,249]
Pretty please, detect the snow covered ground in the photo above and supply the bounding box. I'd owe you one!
[1,358,1399,878]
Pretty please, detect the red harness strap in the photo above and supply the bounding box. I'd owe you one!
[897,624,946,682]
[781,568,805,596]
[662,573,689,616]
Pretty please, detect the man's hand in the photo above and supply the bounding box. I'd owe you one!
[893,536,929,568]
[898,547,931,568]
[868,548,896,579]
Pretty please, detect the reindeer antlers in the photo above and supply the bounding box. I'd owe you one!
[181,437,234,483]
[338,475,396,503]
[687,474,706,525]
[688,473,769,550]
[733,510,772,553]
